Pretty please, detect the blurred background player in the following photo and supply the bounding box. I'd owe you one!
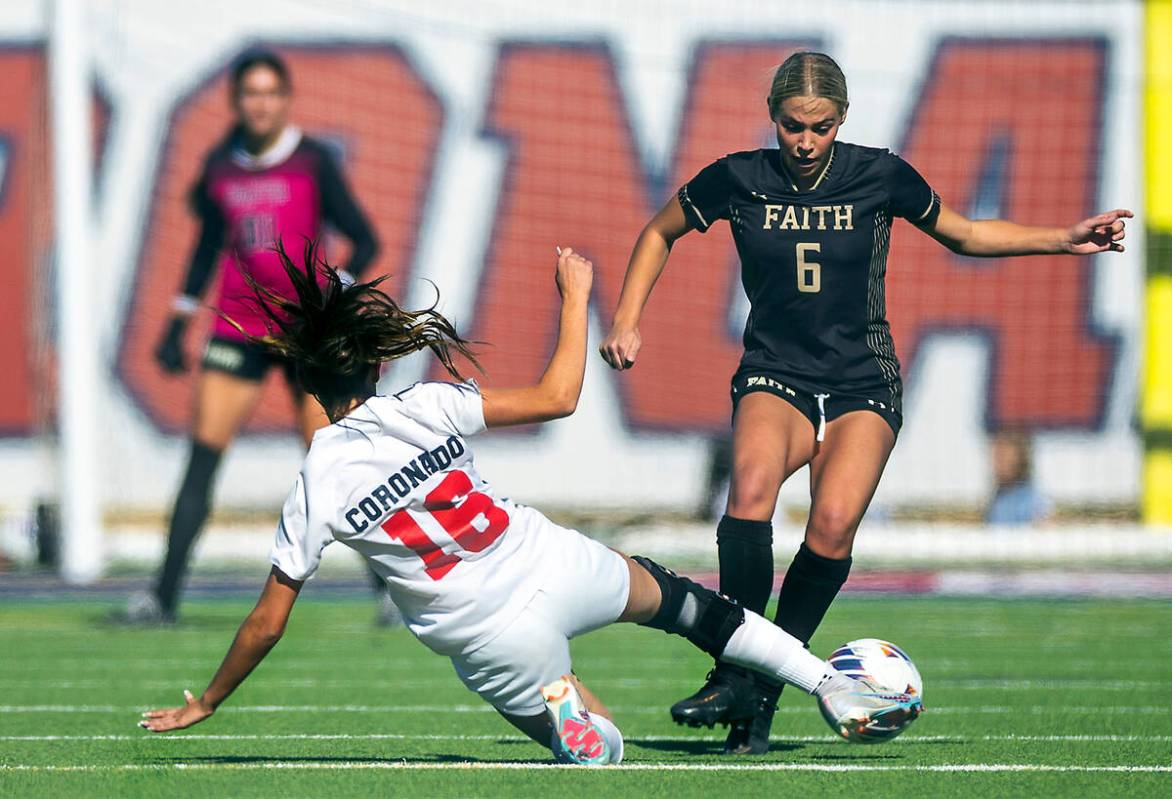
[599,50,1131,754]
[138,243,921,764]
[122,50,381,624]
[985,429,1052,526]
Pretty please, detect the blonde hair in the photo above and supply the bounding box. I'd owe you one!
[767,51,849,120]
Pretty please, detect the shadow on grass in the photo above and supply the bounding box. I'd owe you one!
[629,738,803,756]
[93,612,234,632]
[806,751,905,761]
[150,754,541,766]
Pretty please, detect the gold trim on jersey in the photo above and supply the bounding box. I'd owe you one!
[916,190,941,223]
[812,144,836,190]
[678,184,710,230]
[779,144,836,192]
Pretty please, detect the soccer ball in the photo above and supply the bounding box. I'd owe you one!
[821,638,924,743]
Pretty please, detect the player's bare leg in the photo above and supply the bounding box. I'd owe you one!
[192,371,266,449]
[726,392,817,521]
[805,411,896,558]
[499,710,553,744]
[671,393,813,733]
[567,674,613,720]
[619,553,663,623]
[729,410,896,753]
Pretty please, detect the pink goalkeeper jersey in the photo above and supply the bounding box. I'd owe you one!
[185,126,377,340]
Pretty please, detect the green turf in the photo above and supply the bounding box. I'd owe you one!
[1,595,1169,797]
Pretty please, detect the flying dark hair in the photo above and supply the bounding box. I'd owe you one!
[230,49,291,97]
[226,240,480,421]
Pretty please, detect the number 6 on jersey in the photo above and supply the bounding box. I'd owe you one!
[797,242,822,293]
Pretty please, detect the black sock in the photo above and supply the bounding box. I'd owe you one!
[714,515,773,678]
[760,542,853,700]
[773,542,852,641]
[716,515,774,614]
[155,442,223,614]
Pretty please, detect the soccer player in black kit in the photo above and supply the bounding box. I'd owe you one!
[600,51,1131,754]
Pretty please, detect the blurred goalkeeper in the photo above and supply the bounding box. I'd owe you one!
[123,50,382,624]
[138,244,921,764]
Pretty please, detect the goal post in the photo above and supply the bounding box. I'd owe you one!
[50,0,102,583]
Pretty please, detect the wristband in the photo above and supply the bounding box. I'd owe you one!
[172,295,200,315]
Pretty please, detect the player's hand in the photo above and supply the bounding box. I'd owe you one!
[138,689,214,733]
[599,324,641,370]
[154,316,190,374]
[555,247,593,301]
[1065,208,1132,255]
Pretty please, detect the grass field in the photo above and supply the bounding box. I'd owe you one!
[1,594,1170,797]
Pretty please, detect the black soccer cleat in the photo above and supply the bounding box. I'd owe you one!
[669,667,757,728]
[723,695,778,755]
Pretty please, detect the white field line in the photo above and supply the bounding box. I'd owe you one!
[0,657,686,673]
[0,762,1169,773]
[1,704,1169,715]
[15,678,1172,692]
[6,656,1165,675]
[3,733,1172,744]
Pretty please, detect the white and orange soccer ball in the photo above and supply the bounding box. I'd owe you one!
[821,638,924,743]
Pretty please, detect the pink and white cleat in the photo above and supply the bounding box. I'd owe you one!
[541,677,615,765]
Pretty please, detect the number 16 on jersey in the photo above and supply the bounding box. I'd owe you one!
[381,470,510,581]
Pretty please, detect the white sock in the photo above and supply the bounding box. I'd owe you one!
[588,713,624,765]
[720,609,831,694]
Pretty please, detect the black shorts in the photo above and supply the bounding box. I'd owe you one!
[730,367,903,438]
[202,336,297,383]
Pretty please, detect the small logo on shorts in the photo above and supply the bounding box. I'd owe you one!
[867,399,890,412]
[204,342,244,371]
[746,375,797,397]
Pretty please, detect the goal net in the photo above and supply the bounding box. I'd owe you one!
[0,0,1158,583]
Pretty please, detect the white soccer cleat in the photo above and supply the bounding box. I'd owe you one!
[541,677,614,765]
[818,676,923,744]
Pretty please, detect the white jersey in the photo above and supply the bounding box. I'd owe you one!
[271,380,548,656]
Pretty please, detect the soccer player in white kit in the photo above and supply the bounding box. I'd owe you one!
[139,242,921,764]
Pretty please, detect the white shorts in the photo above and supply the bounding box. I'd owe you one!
[449,518,631,716]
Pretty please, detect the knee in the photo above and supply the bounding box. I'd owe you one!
[805,503,860,557]
[727,462,783,519]
[620,556,663,624]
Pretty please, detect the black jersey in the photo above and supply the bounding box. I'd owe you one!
[678,142,940,395]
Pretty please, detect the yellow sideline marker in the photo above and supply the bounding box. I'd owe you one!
[1144,1,1172,524]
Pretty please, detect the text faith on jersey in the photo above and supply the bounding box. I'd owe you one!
[762,204,854,231]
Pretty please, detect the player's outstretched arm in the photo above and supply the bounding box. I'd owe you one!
[138,567,303,732]
[154,198,227,375]
[479,248,593,428]
[923,204,1132,258]
[600,198,692,371]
